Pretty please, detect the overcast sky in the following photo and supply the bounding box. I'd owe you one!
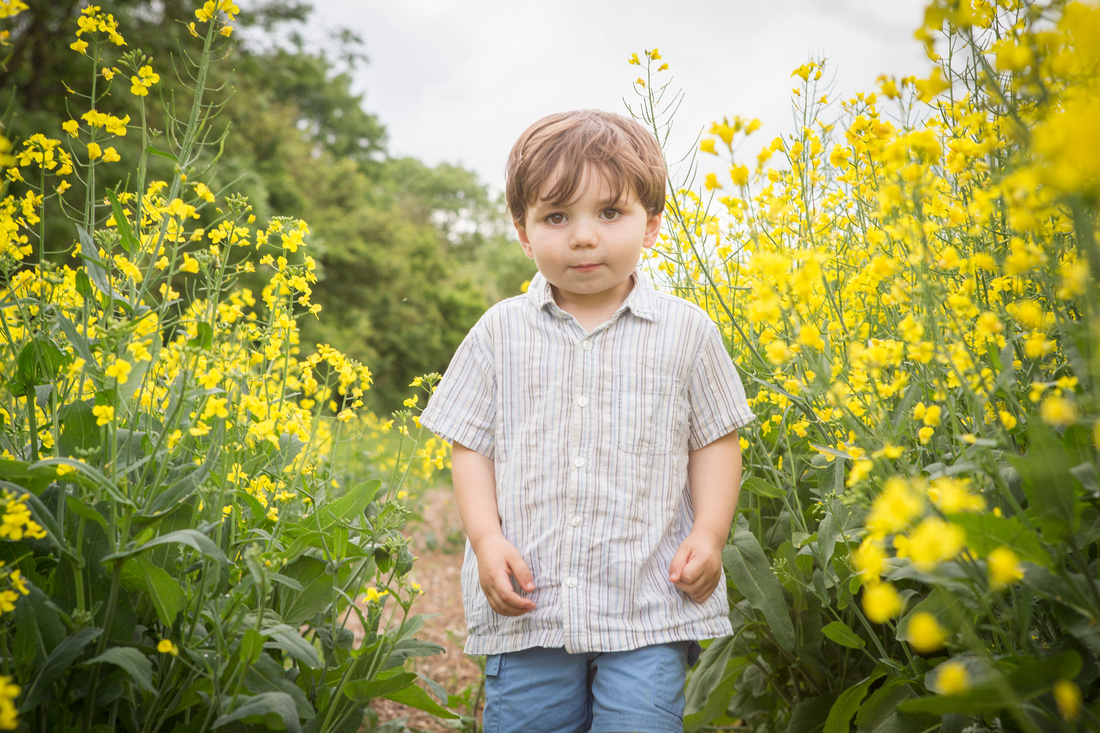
[304,0,930,193]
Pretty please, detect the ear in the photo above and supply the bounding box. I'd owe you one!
[515,221,535,259]
[642,212,663,250]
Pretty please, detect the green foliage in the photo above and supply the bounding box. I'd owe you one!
[0,2,457,730]
[632,1,1100,730]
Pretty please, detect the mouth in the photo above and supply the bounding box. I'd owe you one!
[571,263,601,273]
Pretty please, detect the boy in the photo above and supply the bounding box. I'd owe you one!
[419,110,754,733]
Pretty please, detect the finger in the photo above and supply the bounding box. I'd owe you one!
[668,544,692,583]
[487,571,536,615]
[510,556,536,593]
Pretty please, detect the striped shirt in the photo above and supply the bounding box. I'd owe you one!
[419,270,755,656]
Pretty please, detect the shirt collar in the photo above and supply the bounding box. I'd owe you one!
[526,270,661,322]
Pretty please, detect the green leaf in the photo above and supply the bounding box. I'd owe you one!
[824,668,887,733]
[145,145,179,162]
[899,650,1081,715]
[103,528,228,571]
[30,457,135,507]
[120,556,186,627]
[1009,424,1081,543]
[263,624,322,668]
[213,691,302,732]
[85,646,156,694]
[105,188,138,254]
[310,479,381,531]
[822,620,865,649]
[741,477,786,499]
[947,512,1049,568]
[59,400,102,458]
[240,629,265,666]
[343,668,418,703]
[21,627,103,710]
[188,322,214,351]
[722,516,795,651]
[244,654,315,719]
[76,225,132,309]
[383,682,459,719]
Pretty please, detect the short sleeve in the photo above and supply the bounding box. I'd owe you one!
[686,322,755,450]
[419,318,497,460]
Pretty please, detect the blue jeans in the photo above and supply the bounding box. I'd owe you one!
[482,642,691,733]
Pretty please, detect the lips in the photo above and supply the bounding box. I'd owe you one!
[571,264,601,272]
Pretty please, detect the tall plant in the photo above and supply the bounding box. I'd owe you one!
[632,1,1100,730]
[0,2,452,730]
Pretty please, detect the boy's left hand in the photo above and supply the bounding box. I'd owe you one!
[668,529,725,603]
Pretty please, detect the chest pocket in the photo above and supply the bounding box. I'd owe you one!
[614,374,682,455]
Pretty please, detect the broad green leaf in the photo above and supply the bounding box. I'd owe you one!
[213,691,301,733]
[240,629,264,665]
[741,477,785,499]
[310,479,382,531]
[343,668,418,703]
[120,556,186,627]
[822,620,865,649]
[722,516,795,651]
[103,529,228,570]
[263,624,322,668]
[1009,424,1080,543]
[898,650,1081,715]
[383,682,458,719]
[30,457,134,507]
[21,627,102,710]
[244,654,315,719]
[58,400,102,458]
[85,646,156,694]
[947,512,1049,568]
[824,668,887,733]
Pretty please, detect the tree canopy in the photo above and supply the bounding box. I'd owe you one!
[2,0,534,412]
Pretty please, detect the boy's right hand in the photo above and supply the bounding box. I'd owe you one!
[473,534,536,616]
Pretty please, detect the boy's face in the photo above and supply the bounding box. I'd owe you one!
[515,165,662,315]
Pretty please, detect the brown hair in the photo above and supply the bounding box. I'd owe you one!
[505,110,667,224]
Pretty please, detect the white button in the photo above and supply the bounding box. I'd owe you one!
[576,395,589,408]
[570,514,583,527]
[582,340,592,351]
[564,577,578,588]
[573,456,586,468]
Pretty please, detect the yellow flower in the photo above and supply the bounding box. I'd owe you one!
[933,660,970,694]
[92,404,114,426]
[862,581,904,623]
[906,611,947,653]
[853,537,886,578]
[1040,395,1078,427]
[704,172,721,191]
[918,426,934,444]
[70,38,89,54]
[87,142,102,159]
[987,546,1024,589]
[364,586,389,604]
[403,394,419,408]
[101,146,120,163]
[700,138,716,155]
[866,477,924,538]
[157,639,179,656]
[1053,679,1082,722]
[105,358,132,384]
[62,120,79,138]
[898,517,965,571]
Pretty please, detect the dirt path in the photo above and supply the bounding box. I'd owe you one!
[370,485,483,730]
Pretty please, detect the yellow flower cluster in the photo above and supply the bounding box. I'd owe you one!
[0,491,46,543]
[71,4,126,53]
[0,675,17,731]
[130,64,160,97]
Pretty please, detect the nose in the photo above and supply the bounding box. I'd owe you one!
[570,217,597,248]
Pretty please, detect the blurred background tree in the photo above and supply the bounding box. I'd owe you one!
[1,0,534,412]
